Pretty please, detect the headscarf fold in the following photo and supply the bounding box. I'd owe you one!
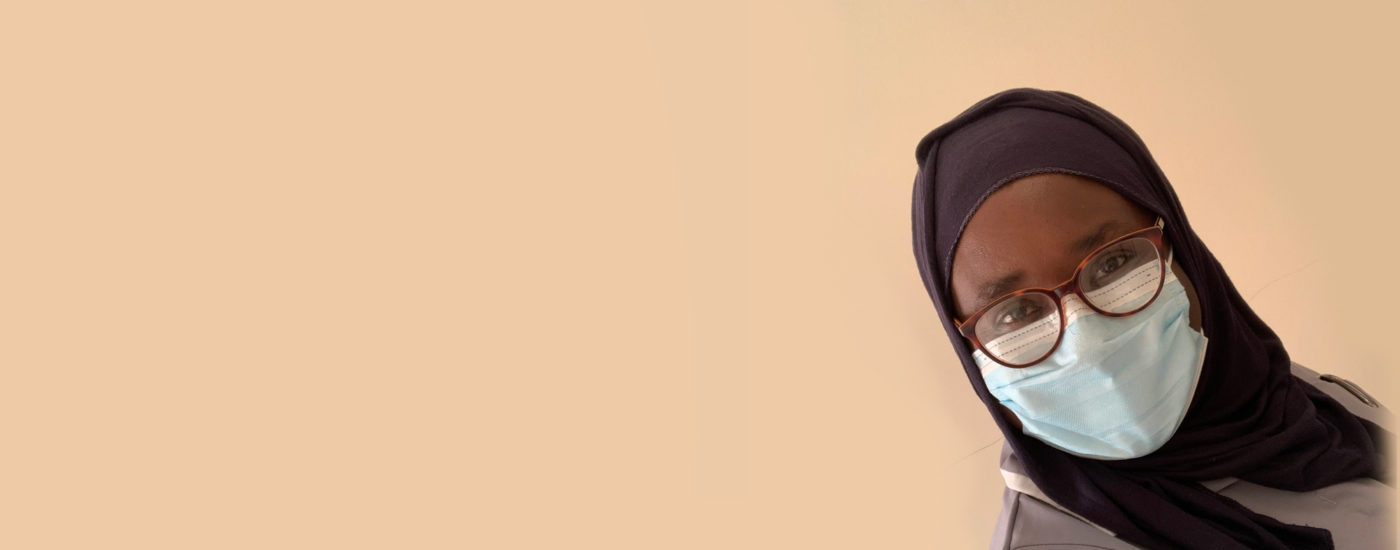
[910,88,1389,549]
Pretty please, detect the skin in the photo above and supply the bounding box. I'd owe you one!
[949,172,1203,431]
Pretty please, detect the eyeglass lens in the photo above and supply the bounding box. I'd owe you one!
[975,236,1163,366]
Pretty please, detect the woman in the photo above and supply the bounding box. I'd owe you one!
[909,88,1394,549]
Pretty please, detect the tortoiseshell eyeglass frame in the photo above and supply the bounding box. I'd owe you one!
[954,217,1170,369]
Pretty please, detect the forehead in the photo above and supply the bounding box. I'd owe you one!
[949,172,1153,315]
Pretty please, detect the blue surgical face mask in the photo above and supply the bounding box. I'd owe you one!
[973,266,1208,460]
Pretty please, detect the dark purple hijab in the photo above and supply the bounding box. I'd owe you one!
[910,88,1390,549]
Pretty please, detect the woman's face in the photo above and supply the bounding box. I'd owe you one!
[948,172,1203,429]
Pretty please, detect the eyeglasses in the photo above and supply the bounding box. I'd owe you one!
[955,218,1171,368]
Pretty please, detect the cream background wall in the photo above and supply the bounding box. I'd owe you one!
[5,1,1397,548]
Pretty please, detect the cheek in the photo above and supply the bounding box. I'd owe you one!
[999,404,1024,432]
[1171,260,1204,332]
[1187,287,1202,332]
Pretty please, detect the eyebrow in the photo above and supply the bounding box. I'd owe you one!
[1069,221,1122,256]
[977,271,1027,305]
[971,221,1128,309]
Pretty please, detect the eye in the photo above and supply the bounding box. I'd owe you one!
[992,297,1045,330]
[1088,248,1137,286]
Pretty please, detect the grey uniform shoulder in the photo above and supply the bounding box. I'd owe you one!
[989,486,1143,549]
[1291,361,1392,430]
[989,441,1143,550]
